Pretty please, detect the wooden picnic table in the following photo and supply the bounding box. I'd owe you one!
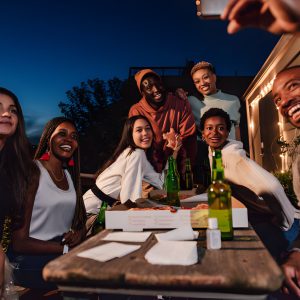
[43,228,283,299]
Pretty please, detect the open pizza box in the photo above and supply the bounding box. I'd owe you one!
[105,191,248,231]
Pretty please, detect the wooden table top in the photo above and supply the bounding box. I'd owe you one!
[43,228,283,296]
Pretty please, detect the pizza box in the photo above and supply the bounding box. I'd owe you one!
[105,194,248,231]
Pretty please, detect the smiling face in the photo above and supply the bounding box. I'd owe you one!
[140,75,166,107]
[49,121,78,161]
[272,67,300,128]
[202,116,229,150]
[0,93,18,144]
[192,68,217,96]
[132,118,153,150]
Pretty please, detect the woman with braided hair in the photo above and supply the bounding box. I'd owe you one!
[9,117,86,290]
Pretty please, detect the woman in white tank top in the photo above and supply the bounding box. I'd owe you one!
[9,117,86,290]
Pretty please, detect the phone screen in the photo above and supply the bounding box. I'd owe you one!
[196,0,229,19]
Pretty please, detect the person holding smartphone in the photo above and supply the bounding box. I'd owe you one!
[221,0,300,34]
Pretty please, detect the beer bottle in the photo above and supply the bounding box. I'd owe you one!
[92,200,108,235]
[184,158,194,190]
[166,156,181,207]
[208,150,233,240]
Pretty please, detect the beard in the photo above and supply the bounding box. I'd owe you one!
[145,91,167,110]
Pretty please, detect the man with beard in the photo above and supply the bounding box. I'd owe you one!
[129,69,197,185]
[272,66,300,297]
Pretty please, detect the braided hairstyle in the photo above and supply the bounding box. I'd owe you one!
[0,87,38,229]
[34,117,86,231]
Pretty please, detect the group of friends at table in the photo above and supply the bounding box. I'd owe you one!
[1,61,300,298]
[1,0,300,296]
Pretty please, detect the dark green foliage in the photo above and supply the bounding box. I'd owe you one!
[59,77,134,173]
[273,171,298,208]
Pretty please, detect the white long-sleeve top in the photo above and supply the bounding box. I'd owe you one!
[209,140,299,231]
[84,148,164,214]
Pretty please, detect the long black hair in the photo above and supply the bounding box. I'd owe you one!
[97,115,155,176]
[0,87,37,228]
[34,117,86,231]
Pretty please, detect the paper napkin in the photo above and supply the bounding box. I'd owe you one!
[77,242,140,262]
[155,225,199,242]
[103,231,152,242]
[145,241,198,266]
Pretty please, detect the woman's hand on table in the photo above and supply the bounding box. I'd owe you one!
[62,228,86,248]
[281,251,300,297]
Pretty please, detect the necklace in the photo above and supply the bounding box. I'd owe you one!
[46,165,65,182]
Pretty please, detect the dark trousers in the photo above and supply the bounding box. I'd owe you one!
[7,236,62,290]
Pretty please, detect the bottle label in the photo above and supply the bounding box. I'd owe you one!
[209,209,232,233]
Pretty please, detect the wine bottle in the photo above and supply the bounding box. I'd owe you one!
[208,150,233,240]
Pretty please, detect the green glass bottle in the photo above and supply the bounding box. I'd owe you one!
[92,201,108,235]
[208,150,233,240]
[184,158,194,190]
[166,156,181,207]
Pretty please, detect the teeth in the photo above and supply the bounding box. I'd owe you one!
[60,145,71,151]
[292,110,300,121]
[288,104,300,116]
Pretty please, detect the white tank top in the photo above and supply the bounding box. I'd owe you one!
[29,161,76,240]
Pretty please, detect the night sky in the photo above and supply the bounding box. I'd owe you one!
[0,0,279,139]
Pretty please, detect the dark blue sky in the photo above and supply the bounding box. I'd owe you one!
[0,0,279,138]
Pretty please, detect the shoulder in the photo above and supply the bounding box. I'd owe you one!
[168,93,192,111]
[34,160,44,172]
[128,148,146,158]
[125,148,147,167]
[129,101,143,115]
[222,140,246,159]
[218,91,240,102]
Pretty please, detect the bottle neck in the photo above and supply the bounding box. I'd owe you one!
[211,150,224,181]
[185,159,191,172]
[168,157,177,174]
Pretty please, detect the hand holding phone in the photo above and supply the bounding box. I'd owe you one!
[196,0,229,19]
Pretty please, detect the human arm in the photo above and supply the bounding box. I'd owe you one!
[119,150,146,202]
[61,227,86,248]
[281,251,300,297]
[222,142,295,230]
[11,174,64,254]
[221,0,300,34]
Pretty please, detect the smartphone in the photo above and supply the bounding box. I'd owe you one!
[196,0,229,19]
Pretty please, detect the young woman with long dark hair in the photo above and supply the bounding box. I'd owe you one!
[0,87,37,295]
[9,117,86,289]
[0,87,36,250]
[84,115,181,214]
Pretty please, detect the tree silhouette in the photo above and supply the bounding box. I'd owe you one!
[59,77,130,173]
